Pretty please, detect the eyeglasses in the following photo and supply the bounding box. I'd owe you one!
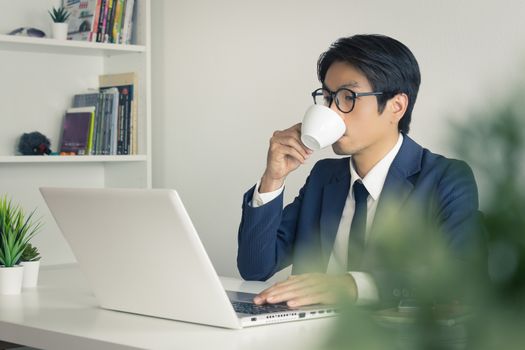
[311,87,384,113]
[7,27,46,38]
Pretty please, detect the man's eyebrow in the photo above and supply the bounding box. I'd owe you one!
[341,81,360,88]
[323,81,360,91]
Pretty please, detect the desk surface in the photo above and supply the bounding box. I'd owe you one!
[0,265,335,350]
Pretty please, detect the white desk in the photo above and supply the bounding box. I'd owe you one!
[0,265,335,350]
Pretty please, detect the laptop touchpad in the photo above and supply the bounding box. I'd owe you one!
[226,290,258,303]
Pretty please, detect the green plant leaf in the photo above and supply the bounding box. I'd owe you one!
[0,196,43,267]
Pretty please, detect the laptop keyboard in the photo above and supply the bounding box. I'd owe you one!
[232,301,291,315]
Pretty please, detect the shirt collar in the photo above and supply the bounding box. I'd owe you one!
[349,133,404,201]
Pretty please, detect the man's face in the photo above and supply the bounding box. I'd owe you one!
[324,61,397,156]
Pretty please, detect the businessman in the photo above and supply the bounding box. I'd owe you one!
[237,34,481,307]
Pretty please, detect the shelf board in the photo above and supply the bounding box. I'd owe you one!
[0,155,147,164]
[0,34,146,56]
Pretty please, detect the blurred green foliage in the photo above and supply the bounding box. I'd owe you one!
[323,88,525,349]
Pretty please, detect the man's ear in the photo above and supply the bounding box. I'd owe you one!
[389,93,409,125]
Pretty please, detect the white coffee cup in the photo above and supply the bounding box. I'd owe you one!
[300,105,346,150]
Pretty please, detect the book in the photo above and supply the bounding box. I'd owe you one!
[65,0,99,41]
[96,92,114,154]
[121,0,135,44]
[105,0,116,43]
[99,72,138,154]
[60,107,95,155]
[99,87,119,154]
[96,0,107,42]
[72,92,101,154]
[112,0,125,44]
[98,0,110,42]
[89,0,102,41]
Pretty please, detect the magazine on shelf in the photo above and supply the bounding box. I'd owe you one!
[60,107,95,155]
[64,0,99,41]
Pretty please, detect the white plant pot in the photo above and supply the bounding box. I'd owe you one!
[21,260,40,288]
[0,265,24,295]
[52,22,68,40]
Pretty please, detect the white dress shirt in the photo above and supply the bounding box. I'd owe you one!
[251,133,404,304]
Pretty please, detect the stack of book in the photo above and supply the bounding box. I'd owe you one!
[60,72,138,155]
[65,0,136,44]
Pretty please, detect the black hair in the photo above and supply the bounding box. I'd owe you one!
[317,34,421,134]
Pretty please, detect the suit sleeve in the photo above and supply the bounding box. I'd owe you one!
[370,160,485,306]
[435,160,484,256]
[237,171,316,281]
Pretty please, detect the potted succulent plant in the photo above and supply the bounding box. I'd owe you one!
[48,6,70,40]
[0,196,43,295]
[20,243,41,288]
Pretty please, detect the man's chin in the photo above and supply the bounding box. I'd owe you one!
[332,142,353,155]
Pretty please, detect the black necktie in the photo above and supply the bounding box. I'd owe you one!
[347,181,369,270]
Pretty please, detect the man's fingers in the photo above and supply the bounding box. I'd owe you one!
[254,277,311,304]
[272,129,311,157]
[287,291,333,307]
[265,273,323,294]
[281,146,307,164]
[253,273,334,305]
[255,282,302,303]
[264,282,327,304]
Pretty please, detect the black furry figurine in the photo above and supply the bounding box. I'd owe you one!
[18,132,52,155]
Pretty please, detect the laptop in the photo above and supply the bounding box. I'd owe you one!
[40,187,337,329]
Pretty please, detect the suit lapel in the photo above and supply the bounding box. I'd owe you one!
[370,135,423,238]
[319,160,350,265]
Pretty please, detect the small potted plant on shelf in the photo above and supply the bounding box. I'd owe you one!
[48,6,70,40]
[0,196,43,295]
[20,243,41,288]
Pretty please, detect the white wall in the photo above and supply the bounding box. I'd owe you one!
[151,0,525,278]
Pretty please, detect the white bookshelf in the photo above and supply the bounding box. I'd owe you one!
[0,0,152,265]
[0,34,146,55]
[0,155,148,163]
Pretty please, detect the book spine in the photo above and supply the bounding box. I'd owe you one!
[121,0,134,44]
[112,0,125,44]
[116,94,122,155]
[95,93,105,154]
[90,0,102,42]
[119,87,128,155]
[118,0,127,44]
[125,87,131,154]
[111,89,120,154]
[131,90,138,154]
[104,93,113,155]
[117,89,125,155]
[105,0,115,43]
[86,111,95,154]
[97,0,107,42]
[100,93,107,155]
[125,85,134,155]
[101,0,111,43]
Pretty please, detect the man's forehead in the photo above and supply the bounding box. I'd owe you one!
[323,61,369,90]
[323,80,361,91]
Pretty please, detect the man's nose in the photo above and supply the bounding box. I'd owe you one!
[329,99,338,113]
[329,99,345,119]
